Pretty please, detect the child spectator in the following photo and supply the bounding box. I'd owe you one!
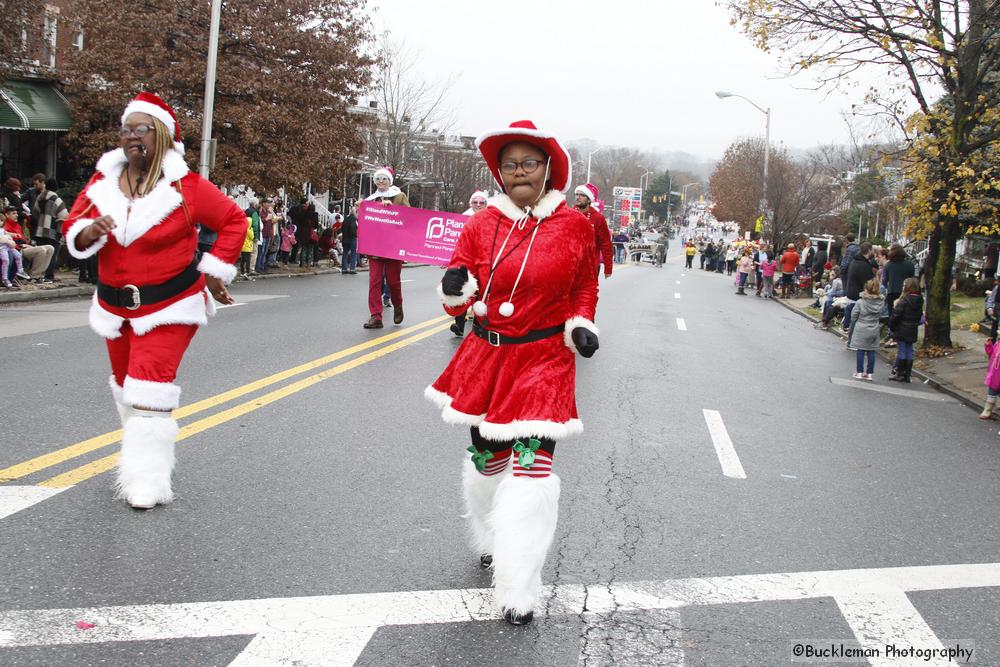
[981,336,1000,419]
[736,250,753,295]
[888,277,923,383]
[0,227,30,287]
[239,217,254,278]
[850,279,885,381]
[279,223,297,266]
[760,252,778,299]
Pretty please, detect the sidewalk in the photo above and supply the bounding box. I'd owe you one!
[774,294,991,414]
[0,261,425,307]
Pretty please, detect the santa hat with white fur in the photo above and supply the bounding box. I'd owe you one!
[468,190,488,205]
[575,183,599,204]
[373,166,395,185]
[121,92,185,155]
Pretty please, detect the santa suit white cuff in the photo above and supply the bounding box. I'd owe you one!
[64,219,107,259]
[437,272,478,308]
[563,316,599,353]
[122,376,181,410]
[198,252,238,284]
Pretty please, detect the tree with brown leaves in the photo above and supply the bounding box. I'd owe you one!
[58,0,373,191]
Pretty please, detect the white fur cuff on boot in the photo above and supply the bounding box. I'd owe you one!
[489,474,561,618]
[115,413,178,509]
[462,458,508,557]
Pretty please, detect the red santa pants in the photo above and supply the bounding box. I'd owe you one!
[107,322,197,410]
[368,258,403,317]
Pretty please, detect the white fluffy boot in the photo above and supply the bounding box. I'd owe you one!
[490,474,561,624]
[115,411,178,509]
[462,458,507,566]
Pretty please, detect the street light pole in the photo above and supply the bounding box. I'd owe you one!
[637,165,650,224]
[199,0,223,179]
[716,91,771,231]
[586,147,602,184]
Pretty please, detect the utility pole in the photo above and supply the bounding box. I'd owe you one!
[198,0,223,179]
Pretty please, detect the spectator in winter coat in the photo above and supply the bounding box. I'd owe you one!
[341,206,358,274]
[881,244,916,317]
[843,243,876,333]
[760,251,778,298]
[30,174,67,281]
[888,277,923,383]
[279,224,296,265]
[850,279,885,381]
[839,233,860,274]
[778,243,800,298]
[2,205,53,280]
[811,246,828,286]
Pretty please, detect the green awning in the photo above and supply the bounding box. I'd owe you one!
[0,80,72,131]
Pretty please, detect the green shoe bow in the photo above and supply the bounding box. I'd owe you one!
[513,438,541,468]
[467,445,494,472]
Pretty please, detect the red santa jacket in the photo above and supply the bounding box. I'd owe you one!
[436,190,599,341]
[587,206,614,275]
[64,148,246,339]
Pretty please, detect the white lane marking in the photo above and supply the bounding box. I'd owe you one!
[3,563,998,662]
[676,280,681,284]
[230,627,378,667]
[578,610,684,666]
[401,279,415,283]
[0,486,67,520]
[215,294,288,311]
[702,409,747,479]
[829,377,957,403]
[836,591,949,667]
[674,292,681,299]
[676,318,687,331]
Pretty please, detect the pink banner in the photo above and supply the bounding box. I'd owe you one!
[357,202,468,267]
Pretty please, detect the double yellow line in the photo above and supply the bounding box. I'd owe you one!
[0,315,452,489]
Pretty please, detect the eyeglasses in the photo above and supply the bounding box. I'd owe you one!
[500,159,545,175]
[118,124,156,138]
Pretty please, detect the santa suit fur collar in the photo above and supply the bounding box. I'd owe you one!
[365,185,402,201]
[86,148,189,247]
[487,190,566,223]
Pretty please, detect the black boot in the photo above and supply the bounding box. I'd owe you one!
[900,359,912,383]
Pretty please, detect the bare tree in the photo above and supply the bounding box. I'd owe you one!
[367,34,455,180]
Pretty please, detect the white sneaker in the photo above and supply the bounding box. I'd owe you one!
[853,372,864,380]
[863,373,874,382]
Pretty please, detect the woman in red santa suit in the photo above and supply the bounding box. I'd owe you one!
[425,120,600,625]
[63,92,247,510]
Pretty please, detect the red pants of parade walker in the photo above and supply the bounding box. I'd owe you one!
[367,257,403,318]
[106,322,197,510]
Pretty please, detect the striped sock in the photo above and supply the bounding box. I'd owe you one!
[479,448,511,476]
[513,449,553,478]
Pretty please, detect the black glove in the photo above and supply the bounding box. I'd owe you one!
[571,327,599,358]
[441,266,469,296]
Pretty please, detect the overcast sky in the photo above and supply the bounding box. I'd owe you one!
[370,0,884,160]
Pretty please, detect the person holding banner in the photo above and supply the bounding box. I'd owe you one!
[450,191,490,337]
[574,182,613,279]
[425,120,600,626]
[363,166,409,329]
[462,190,488,217]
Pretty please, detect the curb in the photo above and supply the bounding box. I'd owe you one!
[771,295,985,413]
[0,264,433,304]
[0,284,94,305]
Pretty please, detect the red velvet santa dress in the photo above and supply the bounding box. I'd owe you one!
[62,92,246,509]
[425,188,599,441]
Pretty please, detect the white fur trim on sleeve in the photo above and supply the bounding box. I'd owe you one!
[64,219,107,259]
[563,316,600,352]
[122,376,181,410]
[198,252,238,284]
[436,272,479,308]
